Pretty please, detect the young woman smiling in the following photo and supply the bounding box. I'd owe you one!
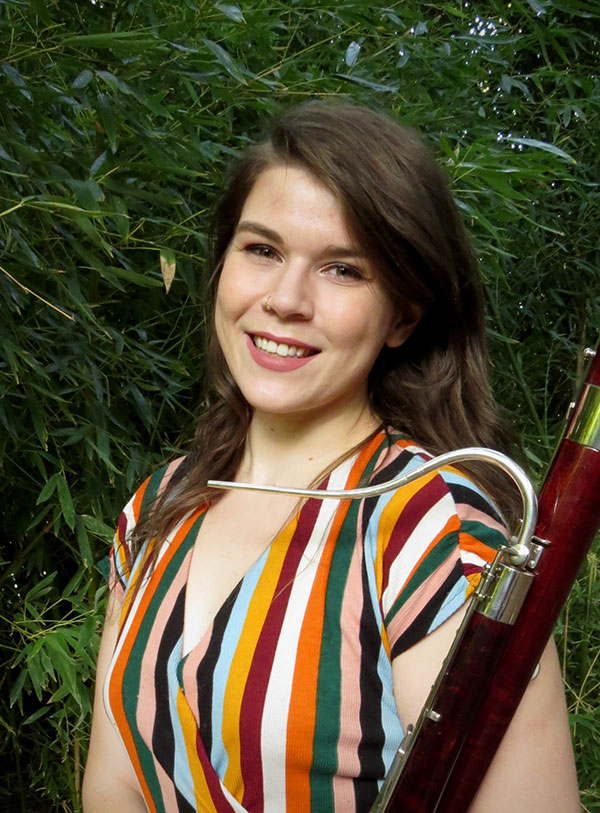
[83,104,579,812]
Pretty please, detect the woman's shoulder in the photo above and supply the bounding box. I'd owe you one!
[109,456,187,599]
[117,456,186,544]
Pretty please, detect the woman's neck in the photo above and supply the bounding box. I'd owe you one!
[238,405,382,488]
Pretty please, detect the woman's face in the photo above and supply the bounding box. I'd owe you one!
[214,165,418,426]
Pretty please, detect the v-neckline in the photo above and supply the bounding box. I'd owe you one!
[176,436,384,664]
[179,506,295,663]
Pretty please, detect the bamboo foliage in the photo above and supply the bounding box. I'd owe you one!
[0,1,598,809]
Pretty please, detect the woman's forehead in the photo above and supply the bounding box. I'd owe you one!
[237,166,356,246]
[238,164,374,258]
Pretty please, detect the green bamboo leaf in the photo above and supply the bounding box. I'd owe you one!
[9,669,28,707]
[44,634,78,699]
[29,0,52,24]
[31,451,48,480]
[27,396,48,451]
[138,90,171,118]
[486,329,520,345]
[82,514,114,539]
[96,70,133,95]
[95,425,111,465]
[202,38,247,84]
[0,336,20,381]
[36,473,61,505]
[67,178,105,211]
[126,382,153,428]
[105,326,125,355]
[99,265,163,287]
[27,504,53,532]
[110,196,129,239]
[61,426,91,446]
[506,137,576,163]
[396,49,410,68]
[72,213,113,254]
[22,706,51,725]
[56,474,76,529]
[85,439,122,474]
[90,150,108,176]
[345,41,361,67]
[62,569,84,597]
[76,616,97,653]
[215,2,245,22]
[479,170,528,201]
[334,74,398,92]
[97,555,111,583]
[0,142,17,163]
[1,64,32,102]
[63,32,160,49]
[29,197,91,214]
[25,646,46,701]
[72,69,94,89]
[96,93,117,152]
[48,683,71,704]
[76,518,94,569]
[12,646,30,672]
[25,571,57,601]
[526,0,547,14]
[0,401,17,440]
[39,648,56,683]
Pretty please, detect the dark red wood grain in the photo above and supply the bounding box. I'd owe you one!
[383,612,513,811]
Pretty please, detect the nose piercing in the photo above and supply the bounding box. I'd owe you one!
[263,295,273,312]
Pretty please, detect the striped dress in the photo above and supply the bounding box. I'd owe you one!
[105,430,507,812]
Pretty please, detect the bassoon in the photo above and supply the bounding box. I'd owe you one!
[208,343,600,812]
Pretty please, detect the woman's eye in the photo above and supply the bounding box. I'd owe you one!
[323,263,364,282]
[245,244,277,260]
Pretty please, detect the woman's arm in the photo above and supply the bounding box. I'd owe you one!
[82,593,147,812]
[392,608,580,812]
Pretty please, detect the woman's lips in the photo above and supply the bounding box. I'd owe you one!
[245,333,319,372]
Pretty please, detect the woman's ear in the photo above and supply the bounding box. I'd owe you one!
[385,303,423,348]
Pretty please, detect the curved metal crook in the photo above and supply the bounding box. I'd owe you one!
[208,447,537,564]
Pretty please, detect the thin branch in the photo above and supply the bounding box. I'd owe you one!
[0,264,74,321]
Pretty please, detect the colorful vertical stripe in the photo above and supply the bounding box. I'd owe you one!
[104,430,506,811]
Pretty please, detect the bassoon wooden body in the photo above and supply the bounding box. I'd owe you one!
[372,343,600,812]
[208,344,600,812]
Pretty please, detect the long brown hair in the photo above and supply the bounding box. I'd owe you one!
[131,102,518,562]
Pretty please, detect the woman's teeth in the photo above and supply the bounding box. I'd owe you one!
[253,335,312,358]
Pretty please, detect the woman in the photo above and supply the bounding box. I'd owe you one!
[82,104,579,812]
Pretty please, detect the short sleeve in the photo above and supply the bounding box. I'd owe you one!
[108,479,149,602]
[376,460,508,659]
[108,458,185,602]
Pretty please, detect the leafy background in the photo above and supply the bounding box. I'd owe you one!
[0,0,598,810]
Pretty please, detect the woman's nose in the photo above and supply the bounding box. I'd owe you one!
[265,261,314,320]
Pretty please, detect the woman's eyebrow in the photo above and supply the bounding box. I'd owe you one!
[323,245,367,260]
[235,220,366,259]
[235,221,281,243]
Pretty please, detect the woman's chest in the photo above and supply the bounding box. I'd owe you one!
[182,489,302,657]
[173,491,384,713]
[113,486,400,800]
